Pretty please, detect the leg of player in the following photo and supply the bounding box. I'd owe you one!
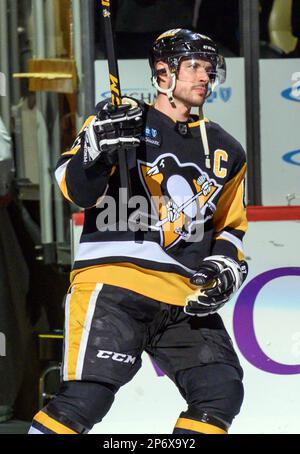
[173,363,244,434]
[28,283,146,434]
[28,381,118,434]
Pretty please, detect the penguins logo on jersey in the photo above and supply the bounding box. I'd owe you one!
[138,153,222,249]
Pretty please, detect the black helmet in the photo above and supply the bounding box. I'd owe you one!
[149,28,226,85]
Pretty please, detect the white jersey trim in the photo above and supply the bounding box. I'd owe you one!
[55,159,71,186]
[28,427,45,434]
[217,230,244,253]
[62,289,73,381]
[74,240,195,274]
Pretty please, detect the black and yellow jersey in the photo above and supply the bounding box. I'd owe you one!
[55,104,247,306]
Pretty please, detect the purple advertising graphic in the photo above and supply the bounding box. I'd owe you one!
[152,268,300,377]
[233,268,300,375]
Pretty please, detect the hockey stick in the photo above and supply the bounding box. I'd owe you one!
[100,0,131,200]
[155,183,213,227]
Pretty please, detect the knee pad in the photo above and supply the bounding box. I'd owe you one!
[190,378,244,425]
[35,381,118,434]
[177,364,244,427]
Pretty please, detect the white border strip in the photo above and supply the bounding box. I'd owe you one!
[62,289,73,381]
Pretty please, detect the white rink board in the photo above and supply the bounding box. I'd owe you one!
[94,57,300,205]
[71,218,300,434]
[260,59,300,206]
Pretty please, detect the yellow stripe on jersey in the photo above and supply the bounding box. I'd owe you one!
[175,417,228,435]
[213,163,247,233]
[59,167,73,203]
[57,161,116,207]
[57,116,117,207]
[79,115,95,133]
[237,247,244,261]
[34,411,78,434]
[55,115,96,203]
[61,116,95,157]
[62,145,80,157]
[64,283,101,381]
[71,263,198,307]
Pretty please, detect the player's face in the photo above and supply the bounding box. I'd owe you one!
[174,58,213,107]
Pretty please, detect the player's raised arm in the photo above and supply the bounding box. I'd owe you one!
[54,97,143,208]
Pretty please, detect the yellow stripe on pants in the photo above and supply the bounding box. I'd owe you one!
[175,417,228,434]
[34,411,77,434]
[63,283,102,381]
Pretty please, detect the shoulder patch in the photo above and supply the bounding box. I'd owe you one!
[141,126,162,147]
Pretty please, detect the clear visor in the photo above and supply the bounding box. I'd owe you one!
[176,53,226,88]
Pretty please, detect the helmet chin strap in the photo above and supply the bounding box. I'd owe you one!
[199,79,219,170]
[152,72,177,106]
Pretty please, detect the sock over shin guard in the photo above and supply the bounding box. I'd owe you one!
[173,410,229,435]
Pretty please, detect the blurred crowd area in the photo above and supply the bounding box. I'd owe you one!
[95,0,300,58]
[8,0,300,69]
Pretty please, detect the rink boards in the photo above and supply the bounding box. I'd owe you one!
[71,207,300,434]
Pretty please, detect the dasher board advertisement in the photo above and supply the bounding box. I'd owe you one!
[71,213,300,434]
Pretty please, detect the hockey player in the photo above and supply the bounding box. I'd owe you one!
[29,29,248,435]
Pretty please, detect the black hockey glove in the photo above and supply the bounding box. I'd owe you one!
[184,255,248,317]
[82,97,143,168]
